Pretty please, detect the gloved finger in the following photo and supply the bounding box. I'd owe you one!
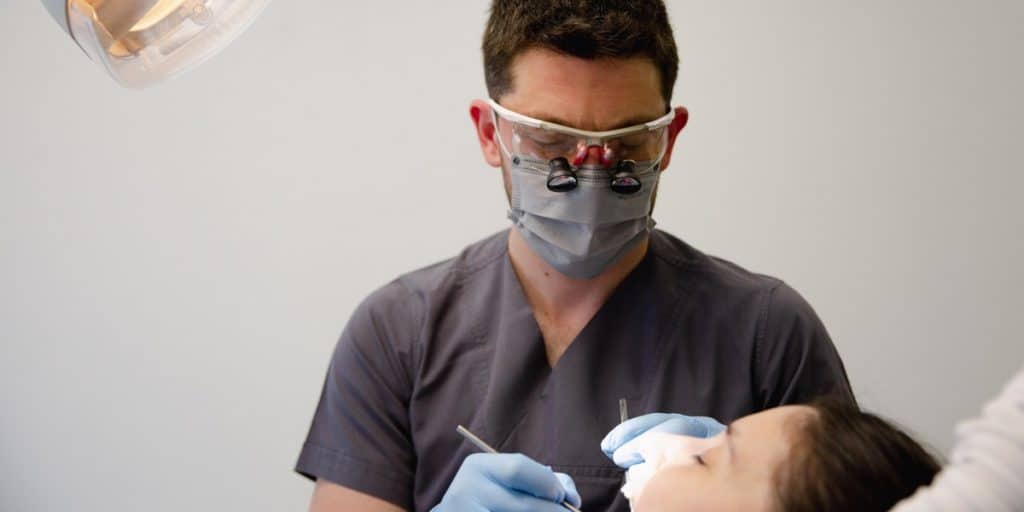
[611,443,648,468]
[612,430,680,467]
[601,413,675,457]
[429,495,490,512]
[471,453,573,504]
[657,416,726,438]
[553,472,582,508]
[503,493,580,512]
[611,416,724,466]
[612,431,724,468]
[477,480,578,512]
[435,477,573,512]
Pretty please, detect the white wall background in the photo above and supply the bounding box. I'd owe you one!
[2,2,1022,511]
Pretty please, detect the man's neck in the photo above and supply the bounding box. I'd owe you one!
[507,228,649,317]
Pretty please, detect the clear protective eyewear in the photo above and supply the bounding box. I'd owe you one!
[487,99,675,193]
[488,99,674,168]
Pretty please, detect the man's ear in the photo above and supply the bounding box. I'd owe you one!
[470,99,502,168]
[659,106,689,172]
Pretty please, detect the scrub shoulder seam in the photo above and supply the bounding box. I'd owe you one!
[298,441,411,485]
[752,282,785,388]
[453,244,508,284]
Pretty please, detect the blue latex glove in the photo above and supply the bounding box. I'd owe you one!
[600,413,726,467]
[432,453,582,511]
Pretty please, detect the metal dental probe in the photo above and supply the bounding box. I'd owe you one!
[619,398,630,488]
[454,425,583,512]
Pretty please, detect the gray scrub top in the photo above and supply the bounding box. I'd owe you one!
[295,229,854,511]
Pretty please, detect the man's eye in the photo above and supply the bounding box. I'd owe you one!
[530,136,569,147]
[619,134,652,148]
[694,454,706,466]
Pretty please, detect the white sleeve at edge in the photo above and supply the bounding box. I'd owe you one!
[890,365,1024,512]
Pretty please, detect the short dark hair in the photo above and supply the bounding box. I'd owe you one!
[775,397,942,512]
[482,0,679,104]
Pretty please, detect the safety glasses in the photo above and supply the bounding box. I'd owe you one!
[488,99,675,167]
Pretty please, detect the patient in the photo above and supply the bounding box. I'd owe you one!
[628,398,941,512]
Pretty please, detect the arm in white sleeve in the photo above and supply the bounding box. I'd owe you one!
[891,365,1024,512]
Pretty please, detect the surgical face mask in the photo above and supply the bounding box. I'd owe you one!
[506,160,660,279]
[491,101,670,279]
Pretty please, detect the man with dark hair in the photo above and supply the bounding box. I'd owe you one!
[296,1,854,511]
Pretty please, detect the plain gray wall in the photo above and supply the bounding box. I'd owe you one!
[2,2,1022,511]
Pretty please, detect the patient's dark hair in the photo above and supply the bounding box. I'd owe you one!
[775,397,942,512]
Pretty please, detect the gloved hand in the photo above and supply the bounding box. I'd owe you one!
[600,413,726,468]
[616,432,726,499]
[432,452,582,512]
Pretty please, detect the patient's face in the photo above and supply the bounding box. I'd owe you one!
[631,405,814,512]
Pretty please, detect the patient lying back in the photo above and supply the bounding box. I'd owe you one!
[630,398,940,512]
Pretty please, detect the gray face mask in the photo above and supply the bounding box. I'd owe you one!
[507,158,660,279]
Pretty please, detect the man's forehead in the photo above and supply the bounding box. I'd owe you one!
[730,406,814,469]
[499,48,668,131]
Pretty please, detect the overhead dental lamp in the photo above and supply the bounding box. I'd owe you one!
[40,0,271,88]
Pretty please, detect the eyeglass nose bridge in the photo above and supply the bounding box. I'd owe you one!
[572,140,616,167]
